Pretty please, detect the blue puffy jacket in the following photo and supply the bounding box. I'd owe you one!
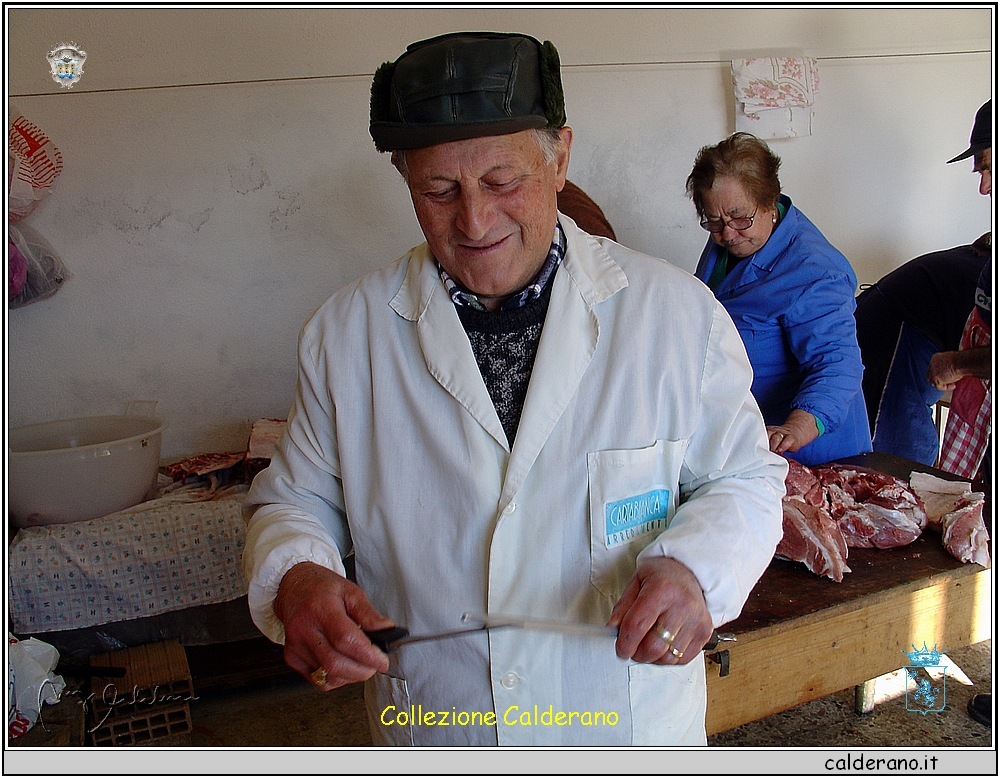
[695,195,872,466]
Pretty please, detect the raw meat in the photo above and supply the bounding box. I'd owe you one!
[909,471,975,527]
[165,451,246,481]
[776,459,938,580]
[245,418,287,479]
[940,496,991,567]
[784,458,825,508]
[813,464,926,549]
[776,497,851,582]
[836,503,923,549]
[909,471,990,566]
[246,418,286,460]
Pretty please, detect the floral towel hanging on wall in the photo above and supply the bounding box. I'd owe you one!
[732,57,819,139]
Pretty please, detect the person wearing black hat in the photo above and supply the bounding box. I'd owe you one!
[243,32,785,747]
[932,99,993,730]
[854,101,992,470]
[946,99,992,192]
[929,100,992,479]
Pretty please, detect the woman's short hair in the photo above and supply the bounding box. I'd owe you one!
[686,132,782,217]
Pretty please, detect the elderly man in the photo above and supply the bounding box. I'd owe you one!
[243,32,785,747]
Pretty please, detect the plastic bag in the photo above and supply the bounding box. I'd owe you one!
[8,224,69,308]
[8,633,66,738]
[8,231,27,297]
[8,114,64,223]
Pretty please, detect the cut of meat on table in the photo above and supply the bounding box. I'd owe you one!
[246,418,286,460]
[776,496,851,582]
[784,458,825,507]
[909,471,990,567]
[834,503,923,549]
[817,464,927,531]
[941,496,990,567]
[165,451,246,481]
[909,471,978,526]
[812,464,926,549]
[777,459,986,579]
[245,418,287,479]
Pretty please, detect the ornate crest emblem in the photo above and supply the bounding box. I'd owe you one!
[902,643,946,715]
[46,43,87,89]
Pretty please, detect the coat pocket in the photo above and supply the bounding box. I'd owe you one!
[627,660,707,745]
[587,439,688,598]
[366,672,414,746]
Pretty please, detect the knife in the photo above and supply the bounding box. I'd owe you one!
[364,612,734,653]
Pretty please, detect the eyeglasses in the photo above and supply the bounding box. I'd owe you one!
[700,205,758,233]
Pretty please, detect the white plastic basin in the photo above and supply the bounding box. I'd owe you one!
[8,415,165,527]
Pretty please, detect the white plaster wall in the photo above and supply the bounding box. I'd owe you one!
[6,7,994,458]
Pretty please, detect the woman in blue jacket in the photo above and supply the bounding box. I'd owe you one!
[686,132,871,466]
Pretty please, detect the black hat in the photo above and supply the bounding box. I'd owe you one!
[369,32,565,152]
[947,100,991,163]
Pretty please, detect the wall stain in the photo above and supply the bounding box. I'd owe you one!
[75,196,172,246]
[75,198,214,245]
[270,188,304,232]
[185,208,213,232]
[228,157,270,195]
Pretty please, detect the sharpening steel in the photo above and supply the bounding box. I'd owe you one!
[363,612,733,653]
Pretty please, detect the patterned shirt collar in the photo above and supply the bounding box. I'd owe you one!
[438,222,566,312]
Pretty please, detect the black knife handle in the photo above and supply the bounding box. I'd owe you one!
[365,626,409,653]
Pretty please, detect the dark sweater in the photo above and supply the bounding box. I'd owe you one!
[456,277,554,445]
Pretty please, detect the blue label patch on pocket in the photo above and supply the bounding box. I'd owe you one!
[605,489,671,548]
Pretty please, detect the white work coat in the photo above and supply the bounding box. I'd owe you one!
[243,214,786,747]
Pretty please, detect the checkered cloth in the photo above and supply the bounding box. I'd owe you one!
[938,307,991,480]
[9,496,247,633]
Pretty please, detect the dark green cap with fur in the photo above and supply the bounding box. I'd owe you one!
[370,32,565,152]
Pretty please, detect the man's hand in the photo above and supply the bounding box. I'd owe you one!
[607,557,714,665]
[767,408,819,454]
[928,347,992,391]
[273,561,395,690]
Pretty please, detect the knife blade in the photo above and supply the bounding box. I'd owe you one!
[364,612,733,653]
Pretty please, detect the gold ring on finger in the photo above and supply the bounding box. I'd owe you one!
[669,646,683,659]
[657,627,675,645]
[310,667,328,686]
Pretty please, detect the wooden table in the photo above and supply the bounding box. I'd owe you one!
[705,452,992,735]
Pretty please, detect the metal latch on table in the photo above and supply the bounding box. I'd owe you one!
[707,649,730,677]
[704,633,735,677]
